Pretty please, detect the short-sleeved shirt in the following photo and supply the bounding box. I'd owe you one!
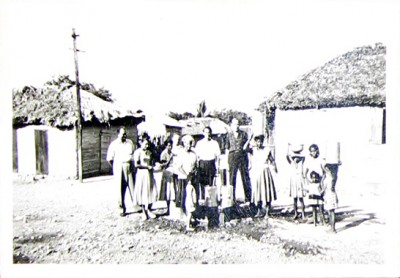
[106,138,135,163]
[194,138,221,161]
[175,149,197,179]
[160,149,174,172]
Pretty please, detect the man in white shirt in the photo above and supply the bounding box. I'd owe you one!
[175,135,198,211]
[194,127,221,202]
[106,127,136,217]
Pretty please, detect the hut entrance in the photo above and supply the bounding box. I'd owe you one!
[34,130,49,175]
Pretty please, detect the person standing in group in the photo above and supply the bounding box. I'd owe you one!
[158,140,175,215]
[106,127,136,217]
[249,135,277,218]
[286,144,306,220]
[304,144,326,222]
[322,163,339,233]
[304,144,325,184]
[174,135,198,223]
[224,118,252,205]
[133,137,158,220]
[307,171,325,226]
[194,127,221,203]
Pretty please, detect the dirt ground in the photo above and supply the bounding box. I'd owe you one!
[12,166,389,268]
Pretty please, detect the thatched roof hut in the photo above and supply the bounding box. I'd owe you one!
[12,84,144,179]
[257,43,386,193]
[259,43,386,112]
[13,85,144,127]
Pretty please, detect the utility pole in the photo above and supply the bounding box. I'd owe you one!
[72,28,83,183]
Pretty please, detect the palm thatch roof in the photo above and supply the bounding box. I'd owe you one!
[259,43,386,112]
[13,85,144,128]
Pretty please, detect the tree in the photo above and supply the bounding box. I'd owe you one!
[168,111,195,121]
[44,75,114,102]
[196,100,207,118]
[209,109,252,125]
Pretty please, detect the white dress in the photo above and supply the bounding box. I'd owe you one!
[250,147,277,205]
[132,149,158,206]
[289,158,306,198]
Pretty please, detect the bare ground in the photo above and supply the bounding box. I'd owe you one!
[12,172,386,265]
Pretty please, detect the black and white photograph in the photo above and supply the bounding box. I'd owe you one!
[1,0,400,277]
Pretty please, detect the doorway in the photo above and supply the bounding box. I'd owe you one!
[35,130,49,175]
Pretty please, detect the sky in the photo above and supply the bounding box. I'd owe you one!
[1,0,397,117]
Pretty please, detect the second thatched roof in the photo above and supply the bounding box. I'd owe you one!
[259,43,386,112]
[13,85,144,128]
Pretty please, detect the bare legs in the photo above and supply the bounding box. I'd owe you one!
[254,201,272,218]
[186,212,194,231]
[293,198,305,220]
[141,205,156,220]
[328,209,336,233]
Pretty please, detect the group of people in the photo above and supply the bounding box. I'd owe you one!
[287,143,340,233]
[106,118,340,233]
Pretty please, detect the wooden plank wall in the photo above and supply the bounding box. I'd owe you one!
[82,126,102,178]
[82,125,138,178]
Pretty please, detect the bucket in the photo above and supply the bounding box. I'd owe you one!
[325,141,340,164]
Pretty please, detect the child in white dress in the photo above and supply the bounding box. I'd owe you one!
[286,144,306,220]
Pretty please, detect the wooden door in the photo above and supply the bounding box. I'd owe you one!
[35,130,49,175]
[13,129,18,172]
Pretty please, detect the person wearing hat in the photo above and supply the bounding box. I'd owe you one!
[286,143,306,220]
[224,118,252,205]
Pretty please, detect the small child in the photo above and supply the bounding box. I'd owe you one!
[287,144,306,220]
[322,163,339,233]
[307,171,325,226]
[185,181,197,232]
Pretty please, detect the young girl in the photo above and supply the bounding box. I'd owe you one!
[133,138,158,220]
[287,144,306,220]
[158,140,175,215]
[249,135,277,218]
[304,144,326,223]
[322,163,339,233]
[307,171,325,226]
[304,144,325,183]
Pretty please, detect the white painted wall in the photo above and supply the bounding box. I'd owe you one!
[15,125,77,178]
[272,107,385,197]
[16,127,36,175]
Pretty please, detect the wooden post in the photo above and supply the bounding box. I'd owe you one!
[72,28,83,182]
